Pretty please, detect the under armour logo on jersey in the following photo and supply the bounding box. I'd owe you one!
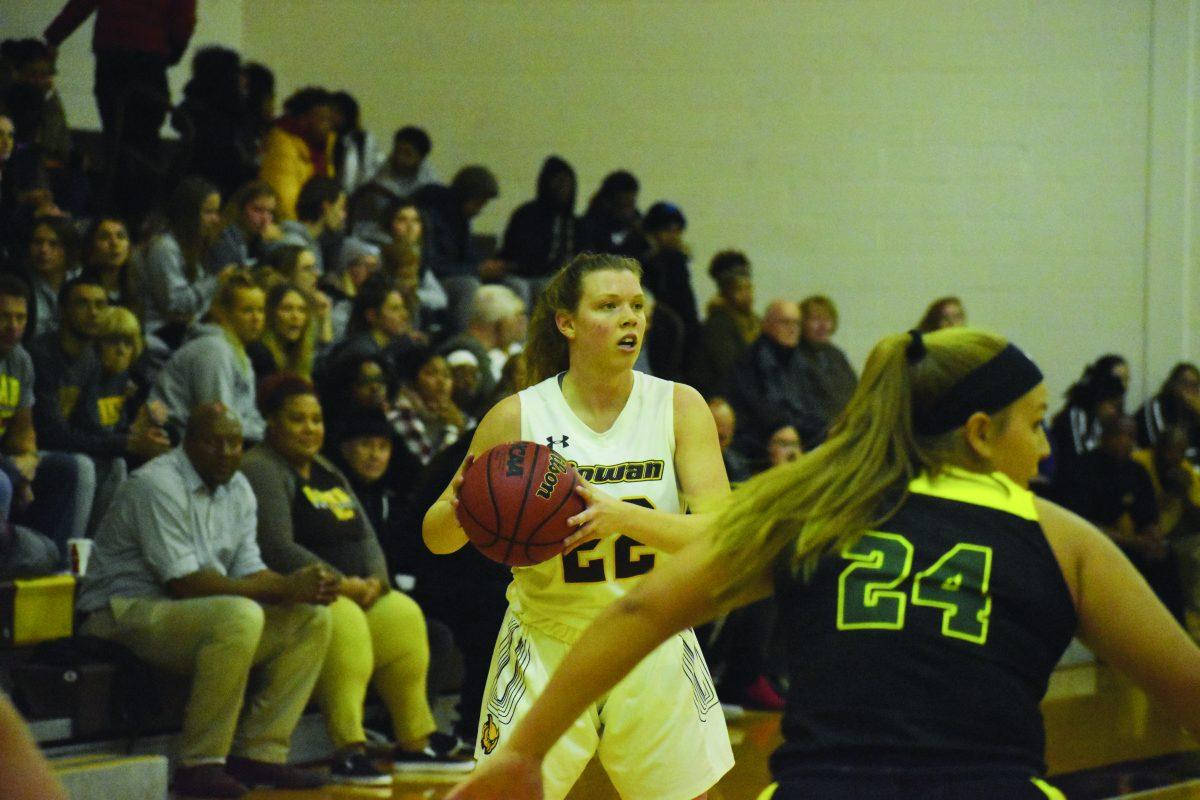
[547,435,569,449]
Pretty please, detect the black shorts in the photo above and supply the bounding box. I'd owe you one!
[763,764,1066,799]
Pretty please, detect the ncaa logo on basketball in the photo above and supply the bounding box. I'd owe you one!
[505,442,528,477]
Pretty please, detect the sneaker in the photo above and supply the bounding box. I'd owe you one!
[740,674,786,712]
[171,764,248,799]
[392,732,476,773]
[330,751,393,786]
[225,756,327,789]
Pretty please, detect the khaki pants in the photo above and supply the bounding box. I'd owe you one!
[317,592,436,749]
[82,595,331,765]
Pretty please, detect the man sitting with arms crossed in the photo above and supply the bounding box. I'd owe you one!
[77,402,338,799]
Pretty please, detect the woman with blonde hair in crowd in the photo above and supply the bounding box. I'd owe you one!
[150,269,267,441]
[263,244,333,346]
[246,282,317,381]
[449,326,1200,800]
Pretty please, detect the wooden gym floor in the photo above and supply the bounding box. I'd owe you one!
[243,661,1200,800]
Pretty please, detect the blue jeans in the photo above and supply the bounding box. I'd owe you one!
[15,452,96,569]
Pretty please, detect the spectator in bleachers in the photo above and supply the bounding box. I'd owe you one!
[636,287,687,381]
[43,0,196,221]
[1133,426,1200,541]
[1059,414,1183,618]
[240,61,275,162]
[1047,362,1126,489]
[727,299,825,459]
[0,111,13,186]
[915,295,967,332]
[496,155,578,306]
[262,244,333,347]
[324,272,418,381]
[1136,362,1200,457]
[690,249,759,398]
[77,402,334,797]
[317,352,423,489]
[320,236,379,342]
[708,396,752,484]
[377,199,449,332]
[328,407,402,569]
[414,165,502,333]
[0,273,93,566]
[151,269,267,442]
[798,294,857,428]
[331,91,384,195]
[638,201,700,346]
[204,180,278,273]
[22,215,79,338]
[766,424,803,468]
[1093,352,1131,392]
[175,45,258,197]
[390,345,470,465]
[276,175,346,275]
[1136,427,1200,641]
[28,274,168,465]
[437,284,526,419]
[74,306,159,442]
[139,176,222,353]
[82,216,135,310]
[3,39,70,169]
[348,126,438,237]
[260,87,336,221]
[246,282,314,381]
[577,169,640,254]
[242,375,469,782]
[0,87,59,245]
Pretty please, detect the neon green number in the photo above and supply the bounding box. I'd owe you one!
[912,543,993,644]
[837,532,914,631]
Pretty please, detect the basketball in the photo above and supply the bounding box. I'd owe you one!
[455,441,586,567]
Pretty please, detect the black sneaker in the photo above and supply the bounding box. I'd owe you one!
[392,732,476,773]
[330,751,393,786]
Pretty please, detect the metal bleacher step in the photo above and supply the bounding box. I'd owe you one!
[53,753,169,800]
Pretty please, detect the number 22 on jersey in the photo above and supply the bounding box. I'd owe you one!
[837,531,994,645]
[562,497,656,583]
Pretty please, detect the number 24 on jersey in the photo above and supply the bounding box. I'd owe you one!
[837,532,994,645]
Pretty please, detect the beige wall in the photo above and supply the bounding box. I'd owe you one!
[8,1,1200,405]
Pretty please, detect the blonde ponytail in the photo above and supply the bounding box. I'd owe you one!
[707,327,1008,607]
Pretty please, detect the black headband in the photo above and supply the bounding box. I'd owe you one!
[912,343,1043,436]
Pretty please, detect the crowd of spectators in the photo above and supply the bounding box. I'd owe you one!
[5,3,1200,795]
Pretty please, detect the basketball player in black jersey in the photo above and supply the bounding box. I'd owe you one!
[447,327,1200,800]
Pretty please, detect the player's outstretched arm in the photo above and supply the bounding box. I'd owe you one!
[423,394,522,554]
[563,383,730,554]
[446,534,771,800]
[1038,498,1200,737]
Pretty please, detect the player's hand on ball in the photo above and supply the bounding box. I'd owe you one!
[449,453,476,511]
[445,749,543,800]
[563,479,629,553]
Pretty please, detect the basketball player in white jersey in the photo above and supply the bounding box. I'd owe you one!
[424,253,733,800]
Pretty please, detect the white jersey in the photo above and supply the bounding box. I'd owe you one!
[509,370,680,642]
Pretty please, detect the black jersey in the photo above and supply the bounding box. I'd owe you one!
[771,468,1077,780]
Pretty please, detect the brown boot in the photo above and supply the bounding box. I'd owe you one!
[171,763,248,798]
[225,756,327,789]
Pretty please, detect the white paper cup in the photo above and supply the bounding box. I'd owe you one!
[68,538,92,577]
